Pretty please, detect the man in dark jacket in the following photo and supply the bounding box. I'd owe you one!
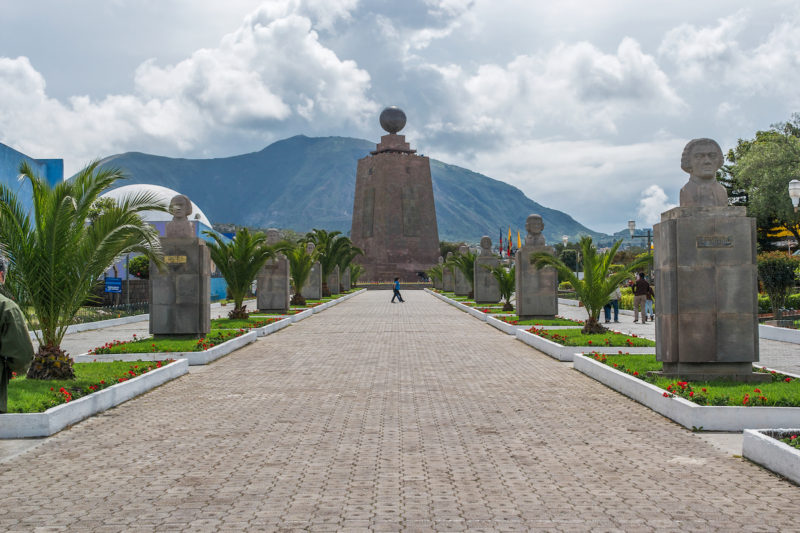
[632,272,651,324]
[0,258,35,413]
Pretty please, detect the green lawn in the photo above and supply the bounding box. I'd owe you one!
[529,327,655,347]
[211,317,279,330]
[585,353,800,406]
[89,329,245,355]
[6,360,171,413]
[497,316,582,326]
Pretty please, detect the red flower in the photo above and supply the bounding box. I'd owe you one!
[663,392,670,397]
[786,377,792,383]
[689,391,694,397]
[754,388,761,393]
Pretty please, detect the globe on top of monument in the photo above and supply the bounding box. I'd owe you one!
[379,106,406,134]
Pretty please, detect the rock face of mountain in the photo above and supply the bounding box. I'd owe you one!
[97,135,603,243]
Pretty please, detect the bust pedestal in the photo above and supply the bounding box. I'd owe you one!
[257,254,290,313]
[150,237,210,338]
[302,261,322,300]
[515,244,557,319]
[474,256,500,303]
[653,206,767,382]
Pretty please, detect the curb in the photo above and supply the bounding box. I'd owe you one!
[73,331,258,366]
[573,354,800,431]
[0,359,189,438]
[743,429,800,484]
[759,324,800,345]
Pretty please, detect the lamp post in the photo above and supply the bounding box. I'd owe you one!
[789,180,800,256]
[628,220,652,254]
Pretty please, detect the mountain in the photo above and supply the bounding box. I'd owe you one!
[96,135,604,243]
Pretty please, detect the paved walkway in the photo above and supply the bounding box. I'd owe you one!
[554,301,800,375]
[2,291,800,531]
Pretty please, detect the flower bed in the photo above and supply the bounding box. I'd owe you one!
[527,327,655,347]
[515,329,655,361]
[496,316,583,327]
[573,354,800,430]
[0,359,188,438]
[211,316,290,337]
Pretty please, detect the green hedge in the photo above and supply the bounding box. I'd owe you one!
[760,293,800,313]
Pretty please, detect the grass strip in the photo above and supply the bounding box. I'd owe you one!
[584,353,800,407]
[89,329,245,355]
[211,317,279,330]
[6,360,171,413]
[497,316,582,326]
[529,327,654,347]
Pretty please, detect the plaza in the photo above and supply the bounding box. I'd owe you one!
[2,290,799,531]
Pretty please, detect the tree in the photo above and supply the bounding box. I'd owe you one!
[439,241,460,259]
[128,255,150,279]
[287,242,317,306]
[203,228,290,319]
[757,252,799,320]
[335,239,364,292]
[446,248,478,298]
[426,264,444,286]
[349,264,364,288]
[306,229,361,297]
[727,115,800,249]
[531,237,652,334]
[0,161,165,380]
[483,264,515,311]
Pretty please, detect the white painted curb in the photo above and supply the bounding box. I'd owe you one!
[743,429,800,483]
[292,308,313,322]
[74,331,258,366]
[573,354,800,431]
[0,359,189,438]
[515,329,655,362]
[759,324,800,344]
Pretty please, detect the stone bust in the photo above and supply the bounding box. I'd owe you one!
[679,138,728,207]
[165,194,194,238]
[458,244,469,255]
[438,256,443,264]
[479,236,492,256]
[306,242,316,255]
[266,228,281,245]
[525,214,546,247]
[446,251,453,260]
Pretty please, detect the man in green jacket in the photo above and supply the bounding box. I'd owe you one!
[0,257,34,413]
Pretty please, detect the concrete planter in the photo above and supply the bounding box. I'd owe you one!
[292,308,313,322]
[759,324,800,344]
[574,354,800,431]
[515,329,655,362]
[743,429,800,484]
[0,359,189,438]
[74,331,258,366]
[252,317,292,337]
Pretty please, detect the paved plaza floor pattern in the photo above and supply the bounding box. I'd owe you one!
[2,290,800,531]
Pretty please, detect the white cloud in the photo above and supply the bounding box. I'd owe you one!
[637,185,677,226]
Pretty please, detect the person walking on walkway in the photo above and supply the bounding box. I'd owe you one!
[0,258,35,413]
[632,272,650,323]
[391,277,405,303]
[604,285,621,323]
[645,284,655,321]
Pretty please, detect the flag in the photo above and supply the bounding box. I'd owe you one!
[517,230,521,249]
[507,227,512,256]
[499,229,503,257]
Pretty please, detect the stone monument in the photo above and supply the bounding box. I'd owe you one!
[257,228,290,313]
[434,256,444,290]
[350,107,440,282]
[150,194,211,337]
[516,214,558,319]
[341,266,351,292]
[453,244,471,296]
[301,242,322,300]
[327,265,341,295]
[474,236,501,303]
[442,251,454,292]
[653,138,767,382]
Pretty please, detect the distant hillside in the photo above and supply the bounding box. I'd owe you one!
[96,135,604,243]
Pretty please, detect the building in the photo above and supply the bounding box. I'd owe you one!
[0,142,64,213]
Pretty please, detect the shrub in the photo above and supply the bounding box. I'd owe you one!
[757,252,799,319]
[128,255,150,279]
[558,281,573,291]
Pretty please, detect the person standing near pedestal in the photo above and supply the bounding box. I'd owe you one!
[632,273,650,323]
[150,194,211,338]
[0,258,34,413]
[516,214,558,319]
[654,138,767,382]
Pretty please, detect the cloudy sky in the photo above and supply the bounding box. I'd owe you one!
[1,0,798,233]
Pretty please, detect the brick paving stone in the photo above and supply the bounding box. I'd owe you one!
[2,290,800,531]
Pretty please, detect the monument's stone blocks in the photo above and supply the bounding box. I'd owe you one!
[516,215,558,319]
[302,261,322,300]
[653,138,765,382]
[342,267,351,291]
[434,256,444,290]
[257,228,290,313]
[474,237,500,303]
[454,244,471,296]
[351,108,440,282]
[655,206,759,368]
[327,265,340,295]
[150,195,211,338]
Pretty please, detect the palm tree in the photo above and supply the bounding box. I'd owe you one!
[335,240,364,292]
[426,264,444,287]
[203,228,290,319]
[484,264,515,311]
[530,236,651,334]
[446,249,478,298]
[0,161,165,380]
[306,229,361,297]
[287,242,317,306]
[349,264,364,288]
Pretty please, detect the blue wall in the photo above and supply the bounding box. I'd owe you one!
[0,142,64,213]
